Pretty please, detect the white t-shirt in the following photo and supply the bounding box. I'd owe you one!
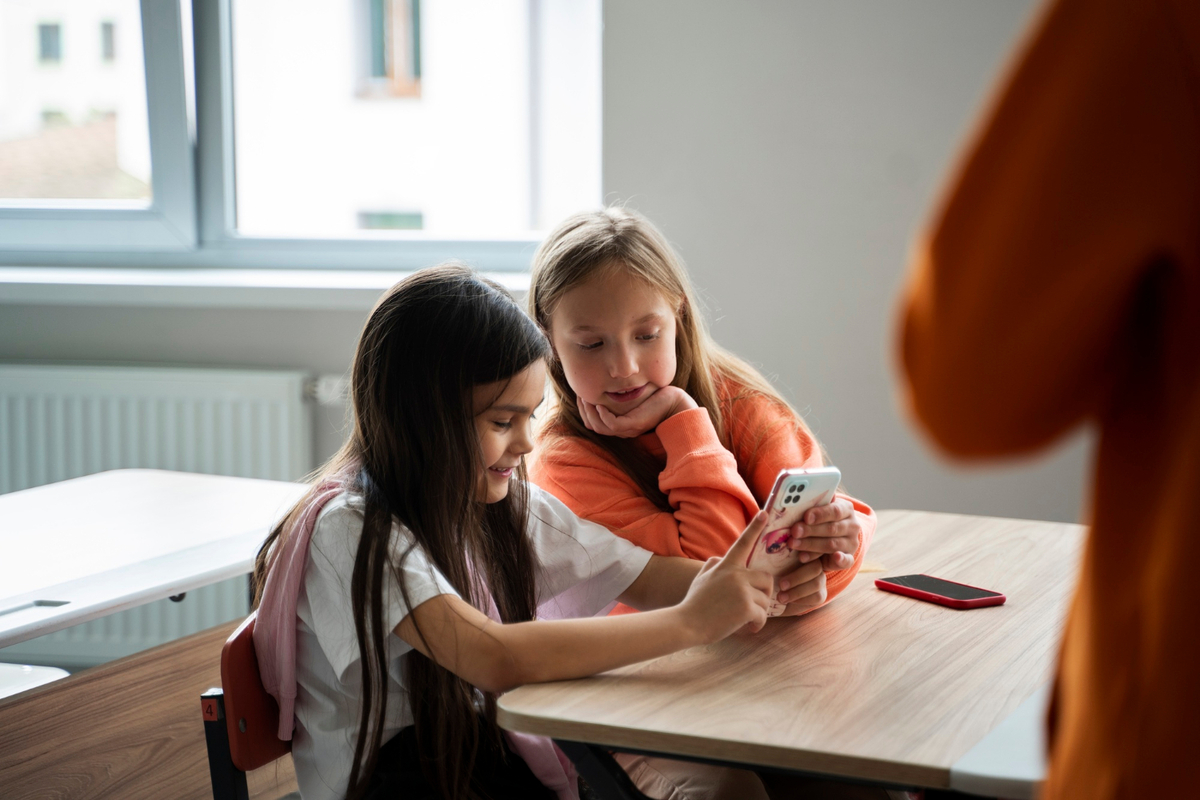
[291,483,654,800]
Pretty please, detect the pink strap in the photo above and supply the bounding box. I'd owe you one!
[253,481,345,739]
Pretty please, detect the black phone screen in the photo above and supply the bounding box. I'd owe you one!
[883,574,1001,600]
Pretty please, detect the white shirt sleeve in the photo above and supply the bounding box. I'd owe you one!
[525,484,655,620]
[303,495,460,682]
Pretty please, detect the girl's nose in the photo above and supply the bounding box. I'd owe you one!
[514,420,536,455]
[608,344,637,379]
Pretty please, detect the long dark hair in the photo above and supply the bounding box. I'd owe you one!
[254,264,551,800]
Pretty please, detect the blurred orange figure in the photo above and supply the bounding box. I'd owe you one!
[899,0,1200,797]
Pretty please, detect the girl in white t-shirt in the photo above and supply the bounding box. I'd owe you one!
[251,264,775,800]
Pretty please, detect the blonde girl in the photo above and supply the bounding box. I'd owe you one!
[530,207,875,601]
[527,208,880,798]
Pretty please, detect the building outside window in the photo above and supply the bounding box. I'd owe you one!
[234,0,600,239]
[1,1,150,203]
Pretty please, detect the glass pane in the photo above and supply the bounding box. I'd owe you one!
[0,0,152,202]
[232,0,600,238]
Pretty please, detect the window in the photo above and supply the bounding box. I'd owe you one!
[363,0,421,97]
[5,6,151,203]
[0,0,188,250]
[38,23,61,63]
[0,0,601,272]
[232,0,600,243]
[102,21,116,62]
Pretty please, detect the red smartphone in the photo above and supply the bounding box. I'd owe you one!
[875,574,1005,610]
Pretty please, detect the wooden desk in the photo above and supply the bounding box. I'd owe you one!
[498,510,1084,797]
[0,620,296,800]
[0,470,307,648]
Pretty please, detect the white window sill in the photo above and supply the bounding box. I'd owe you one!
[0,267,531,311]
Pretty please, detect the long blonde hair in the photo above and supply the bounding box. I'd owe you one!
[529,207,809,509]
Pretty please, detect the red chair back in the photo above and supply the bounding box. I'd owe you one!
[220,612,292,771]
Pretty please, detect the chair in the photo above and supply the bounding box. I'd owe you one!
[201,612,296,800]
[199,613,645,800]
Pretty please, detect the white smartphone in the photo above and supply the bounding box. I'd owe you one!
[746,466,842,616]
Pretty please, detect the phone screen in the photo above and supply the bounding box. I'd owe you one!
[881,574,1001,601]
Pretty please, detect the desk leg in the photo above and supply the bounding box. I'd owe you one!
[554,740,653,800]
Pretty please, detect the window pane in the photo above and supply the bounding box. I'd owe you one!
[0,0,152,202]
[232,0,600,238]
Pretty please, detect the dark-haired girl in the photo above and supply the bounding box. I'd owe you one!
[251,264,775,800]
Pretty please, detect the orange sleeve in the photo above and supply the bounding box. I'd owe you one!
[529,408,759,561]
[900,0,1200,457]
[727,392,876,609]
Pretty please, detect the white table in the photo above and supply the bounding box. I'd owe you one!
[0,469,307,648]
[0,662,70,699]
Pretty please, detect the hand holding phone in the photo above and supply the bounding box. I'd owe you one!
[746,467,841,616]
[875,574,1006,610]
[788,495,861,571]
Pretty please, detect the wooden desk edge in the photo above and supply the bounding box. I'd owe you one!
[496,703,950,789]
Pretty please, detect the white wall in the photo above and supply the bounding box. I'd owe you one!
[0,0,1093,523]
[600,0,1092,523]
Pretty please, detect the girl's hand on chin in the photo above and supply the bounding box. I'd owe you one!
[577,387,698,438]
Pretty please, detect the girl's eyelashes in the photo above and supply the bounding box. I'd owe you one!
[491,412,534,429]
[577,332,659,351]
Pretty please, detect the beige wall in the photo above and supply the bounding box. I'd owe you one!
[0,0,1093,522]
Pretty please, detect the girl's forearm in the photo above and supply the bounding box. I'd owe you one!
[617,554,701,610]
[491,607,701,691]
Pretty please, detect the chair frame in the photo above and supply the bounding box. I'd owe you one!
[201,688,251,800]
[200,612,292,800]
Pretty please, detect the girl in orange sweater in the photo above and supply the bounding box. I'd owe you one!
[529,207,874,612]
[528,208,880,798]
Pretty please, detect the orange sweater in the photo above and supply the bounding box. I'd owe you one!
[900,0,1200,797]
[530,382,875,614]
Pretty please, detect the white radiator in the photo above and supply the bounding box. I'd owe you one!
[0,363,315,669]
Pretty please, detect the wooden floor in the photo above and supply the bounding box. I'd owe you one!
[0,620,297,800]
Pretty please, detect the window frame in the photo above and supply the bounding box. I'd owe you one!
[0,0,196,254]
[0,0,544,274]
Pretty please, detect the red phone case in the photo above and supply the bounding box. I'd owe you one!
[874,575,1006,610]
